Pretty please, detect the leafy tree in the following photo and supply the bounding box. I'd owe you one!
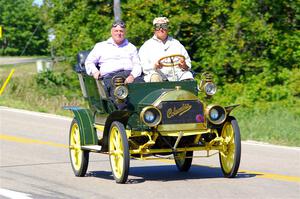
[42,0,114,62]
[191,0,299,82]
[0,0,49,55]
[42,0,299,91]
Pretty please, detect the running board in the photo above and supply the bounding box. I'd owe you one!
[81,145,102,152]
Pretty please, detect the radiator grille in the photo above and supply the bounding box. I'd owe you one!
[158,100,204,124]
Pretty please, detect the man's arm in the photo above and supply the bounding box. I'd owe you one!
[85,43,102,79]
[129,47,142,78]
[138,41,157,75]
[125,46,142,84]
[177,41,191,71]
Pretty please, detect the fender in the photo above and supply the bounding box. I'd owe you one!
[225,104,240,115]
[64,106,97,145]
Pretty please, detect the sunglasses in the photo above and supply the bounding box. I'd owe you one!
[112,21,126,28]
[154,23,168,31]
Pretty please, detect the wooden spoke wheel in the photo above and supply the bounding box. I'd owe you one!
[174,151,193,172]
[219,116,241,178]
[109,121,130,183]
[69,118,89,177]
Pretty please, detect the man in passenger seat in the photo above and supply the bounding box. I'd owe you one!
[85,20,143,109]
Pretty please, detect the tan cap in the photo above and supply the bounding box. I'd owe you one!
[153,17,169,25]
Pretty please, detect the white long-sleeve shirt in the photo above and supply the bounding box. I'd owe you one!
[138,35,193,82]
[85,37,141,78]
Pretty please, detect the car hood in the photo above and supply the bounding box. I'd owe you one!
[138,88,198,107]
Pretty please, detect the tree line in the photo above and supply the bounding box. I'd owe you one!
[0,0,48,55]
[1,0,299,88]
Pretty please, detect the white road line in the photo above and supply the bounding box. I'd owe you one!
[0,106,72,121]
[0,188,33,199]
[242,140,300,151]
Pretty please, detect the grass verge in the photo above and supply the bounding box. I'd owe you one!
[234,103,300,146]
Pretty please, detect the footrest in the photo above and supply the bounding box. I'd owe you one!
[81,145,102,152]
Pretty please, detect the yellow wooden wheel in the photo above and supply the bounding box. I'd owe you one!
[174,151,193,172]
[69,119,89,177]
[109,121,129,183]
[219,116,241,178]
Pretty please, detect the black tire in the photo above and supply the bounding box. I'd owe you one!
[108,121,130,183]
[219,116,241,178]
[69,118,89,177]
[174,151,193,172]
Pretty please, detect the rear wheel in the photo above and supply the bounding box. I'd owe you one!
[219,116,241,178]
[174,151,193,172]
[109,121,130,183]
[69,118,89,177]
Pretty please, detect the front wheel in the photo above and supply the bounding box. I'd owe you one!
[174,151,193,172]
[109,121,130,183]
[219,116,241,178]
[69,118,89,177]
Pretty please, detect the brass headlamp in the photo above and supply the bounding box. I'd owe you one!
[199,72,217,96]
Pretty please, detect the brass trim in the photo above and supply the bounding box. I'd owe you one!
[113,85,128,100]
[175,86,181,90]
[130,145,223,155]
[130,128,209,137]
[158,130,209,137]
[158,54,185,67]
[203,82,217,96]
[140,106,162,127]
[130,131,153,137]
[205,104,226,125]
[157,123,207,132]
[166,103,192,119]
[153,90,198,107]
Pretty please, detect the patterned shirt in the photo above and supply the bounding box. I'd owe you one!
[85,37,141,78]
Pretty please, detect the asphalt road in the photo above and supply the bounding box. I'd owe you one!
[0,106,299,199]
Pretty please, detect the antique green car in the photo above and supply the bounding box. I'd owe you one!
[65,52,241,183]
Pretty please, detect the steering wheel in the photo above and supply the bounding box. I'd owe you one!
[158,54,185,67]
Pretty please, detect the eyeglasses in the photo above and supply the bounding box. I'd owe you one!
[154,23,168,31]
[112,20,126,28]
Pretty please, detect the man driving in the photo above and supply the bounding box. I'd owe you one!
[138,17,193,82]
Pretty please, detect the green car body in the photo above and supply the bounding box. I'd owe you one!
[66,51,241,183]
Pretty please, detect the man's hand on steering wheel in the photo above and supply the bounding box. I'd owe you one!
[178,57,188,71]
[154,61,163,69]
[157,54,188,70]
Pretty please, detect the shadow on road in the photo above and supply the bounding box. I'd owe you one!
[88,164,257,184]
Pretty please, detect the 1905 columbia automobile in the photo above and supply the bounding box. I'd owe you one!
[65,52,241,183]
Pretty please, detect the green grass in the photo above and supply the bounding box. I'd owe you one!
[0,62,86,117]
[1,61,299,146]
[234,103,300,146]
[0,62,37,76]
